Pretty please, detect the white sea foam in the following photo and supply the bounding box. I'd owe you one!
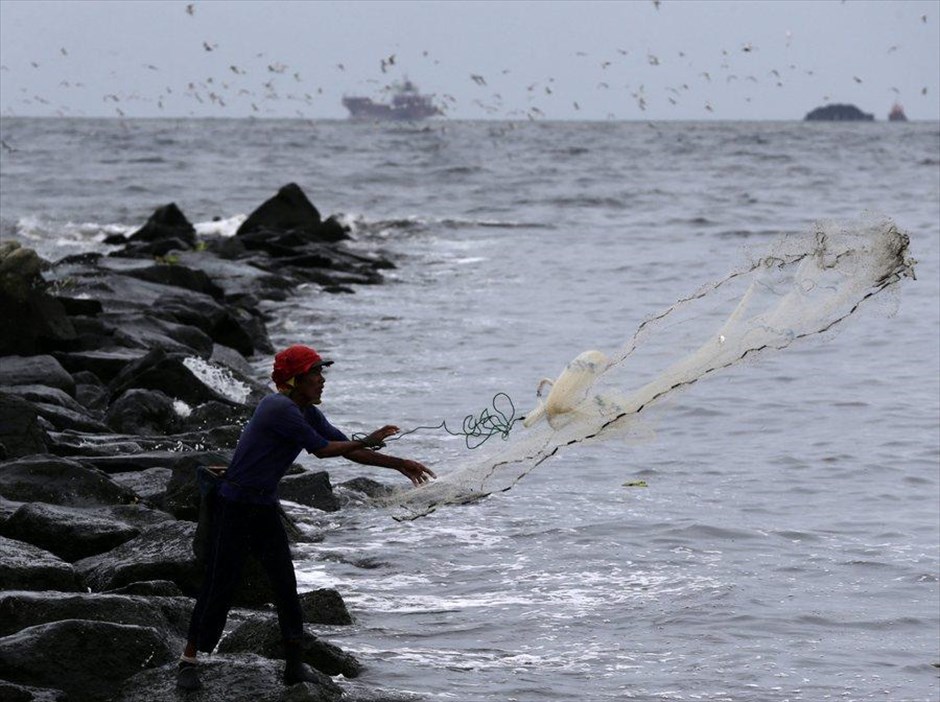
[193,214,246,238]
[182,356,251,404]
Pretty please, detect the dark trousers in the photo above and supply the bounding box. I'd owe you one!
[187,497,303,652]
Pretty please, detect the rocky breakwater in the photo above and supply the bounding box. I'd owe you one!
[0,184,419,702]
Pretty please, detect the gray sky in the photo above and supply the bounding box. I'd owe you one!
[1,0,938,121]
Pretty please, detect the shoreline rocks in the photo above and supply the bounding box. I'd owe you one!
[0,184,414,700]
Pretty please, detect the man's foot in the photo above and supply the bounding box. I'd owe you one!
[176,661,202,691]
[283,658,323,686]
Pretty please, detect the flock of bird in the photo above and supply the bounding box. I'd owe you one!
[0,1,933,121]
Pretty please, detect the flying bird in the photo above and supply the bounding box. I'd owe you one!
[203,42,216,52]
[186,4,195,15]
[471,74,486,86]
[853,75,863,83]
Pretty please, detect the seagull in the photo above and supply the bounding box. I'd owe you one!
[203,41,216,52]
[2,139,17,153]
[471,74,486,86]
[853,75,862,83]
[60,47,68,56]
[647,53,660,66]
[186,4,195,15]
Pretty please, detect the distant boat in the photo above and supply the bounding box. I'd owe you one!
[888,103,908,122]
[342,80,442,121]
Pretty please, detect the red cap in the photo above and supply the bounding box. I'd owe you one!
[272,345,333,388]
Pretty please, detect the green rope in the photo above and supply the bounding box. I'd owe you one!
[354,392,521,450]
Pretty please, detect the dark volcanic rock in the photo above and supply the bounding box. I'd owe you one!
[126,202,197,248]
[0,242,77,356]
[75,520,202,594]
[0,619,174,702]
[0,536,84,592]
[0,680,66,701]
[115,654,343,702]
[0,393,51,458]
[0,454,137,507]
[237,183,350,245]
[54,348,145,383]
[107,348,241,407]
[278,471,341,512]
[299,588,353,626]
[804,103,875,121]
[0,591,189,639]
[122,263,224,299]
[218,617,362,678]
[1,501,140,562]
[106,388,181,435]
[0,355,75,396]
[104,579,183,597]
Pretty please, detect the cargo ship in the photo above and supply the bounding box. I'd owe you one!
[342,80,442,121]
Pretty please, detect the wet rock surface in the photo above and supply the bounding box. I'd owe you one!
[0,185,418,700]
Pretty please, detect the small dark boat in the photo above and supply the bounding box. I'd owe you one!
[888,103,908,122]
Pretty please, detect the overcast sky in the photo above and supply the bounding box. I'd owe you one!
[1,0,938,121]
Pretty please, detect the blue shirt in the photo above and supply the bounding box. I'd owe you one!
[219,393,348,505]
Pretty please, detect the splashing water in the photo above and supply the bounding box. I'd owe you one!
[385,216,916,520]
[182,356,251,404]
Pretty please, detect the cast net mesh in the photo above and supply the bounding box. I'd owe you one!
[383,216,915,520]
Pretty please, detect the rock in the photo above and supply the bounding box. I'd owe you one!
[218,617,362,678]
[0,591,189,640]
[299,588,353,626]
[109,467,173,504]
[74,449,223,476]
[0,393,50,458]
[104,579,183,597]
[237,183,352,246]
[0,619,174,702]
[339,476,397,500]
[29,400,112,433]
[54,295,102,316]
[210,342,256,377]
[106,388,181,435]
[2,384,91,415]
[278,471,341,512]
[0,536,84,592]
[115,654,342,702]
[126,203,197,248]
[0,454,137,507]
[54,348,145,383]
[0,680,66,702]
[75,520,202,594]
[160,451,232,521]
[153,292,258,357]
[107,348,241,407]
[0,355,75,396]
[1,502,140,562]
[0,245,77,356]
[804,103,875,121]
[122,263,224,299]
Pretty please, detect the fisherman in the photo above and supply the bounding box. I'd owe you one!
[177,344,435,691]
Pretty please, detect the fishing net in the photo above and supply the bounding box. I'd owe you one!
[383,216,916,520]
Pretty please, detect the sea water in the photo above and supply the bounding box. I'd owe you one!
[1,118,938,701]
